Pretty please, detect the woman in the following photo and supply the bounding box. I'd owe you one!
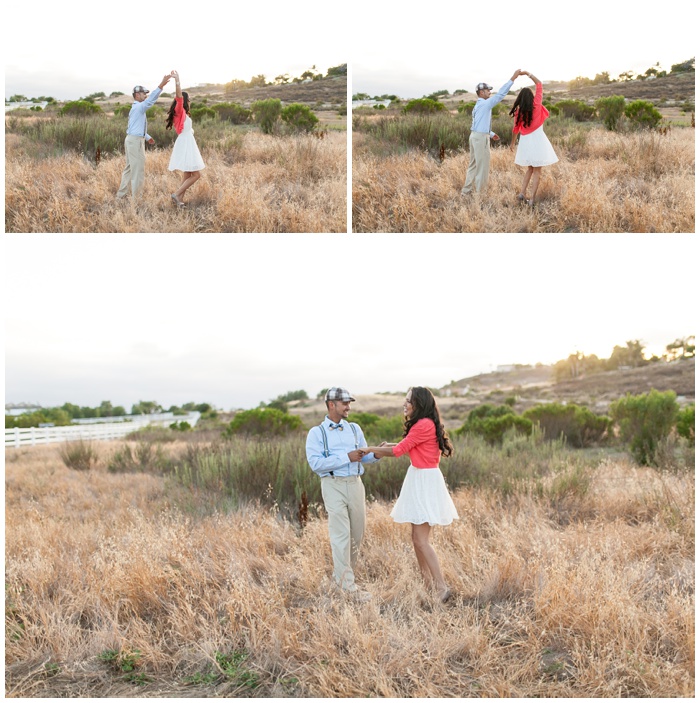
[165,70,205,206]
[509,70,558,205]
[361,387,458,602]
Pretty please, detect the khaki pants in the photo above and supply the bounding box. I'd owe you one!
[117,134,146,199]
[321,475,366,591]
[461,131,491,194]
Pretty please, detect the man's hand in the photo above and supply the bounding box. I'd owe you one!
[348,450,364,462]
[159,74,172,89]
[147,137,155,145]
[511,69,522,81]
[491,134,500,142]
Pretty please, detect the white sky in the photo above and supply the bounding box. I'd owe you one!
[3,234,696,411]
[351,0,696,98]
[4,1,347,100]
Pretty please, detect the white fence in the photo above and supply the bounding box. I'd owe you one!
[5,412,201,448]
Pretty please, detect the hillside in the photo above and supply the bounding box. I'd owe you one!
[185,74,347,109]
[288,358,695,430]
[543,70,695,103]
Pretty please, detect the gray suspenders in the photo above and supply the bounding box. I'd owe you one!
[318,422,360,476]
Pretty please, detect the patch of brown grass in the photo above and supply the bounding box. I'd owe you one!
[352,127,694,232]
[5,131,346,233]
[4,443,694,697]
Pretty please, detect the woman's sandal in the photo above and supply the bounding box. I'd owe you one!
[171,194,186,207]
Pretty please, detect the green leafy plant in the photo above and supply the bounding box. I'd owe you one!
[281,103,319,132]
[215,650,260,689]
[59,100,103,116]
[610,389,679,465]
[676,405,695,446]
[595,95,626,131]
[402,98,445,115]
[624,100,663,129]
[224,408,303,437]
[252,98,282,134]
[523,403,609,448]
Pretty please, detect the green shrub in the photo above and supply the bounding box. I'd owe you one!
[624,100,662,129]
[553,99,595,121]
[190,106,216,122]
[456,405,533,445]
[523,403,609,448]
[213,102,251,124]
[252,98,282,134]
[610,389,679,465]
[281,103,319,132]
[676,405,695,446]
[224,407,303,437]
[113,105,131,117]
[59,100,103,116]
[595,95,626,131]
[457,101,476,115]
[58,440,98,471]
[402,98,445,115]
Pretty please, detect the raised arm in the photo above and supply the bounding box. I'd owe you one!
[171,70,182,98]
[523,71,541,85]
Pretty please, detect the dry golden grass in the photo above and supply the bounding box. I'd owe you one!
[4,442,694,697]
[352,127,695,232]
[5,130,346,233]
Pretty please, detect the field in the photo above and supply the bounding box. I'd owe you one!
[5,86,347,233]
[4,432,694,698]
[352,121,694,233]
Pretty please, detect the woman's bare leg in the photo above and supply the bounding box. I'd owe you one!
[174,171,201,201]
[411,523,449,599]
[520,166,533,199]
[529,167,542,202]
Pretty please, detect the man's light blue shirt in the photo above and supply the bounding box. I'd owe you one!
[306,416,379,478]
[471,80,513,137]
[126,87,162,141]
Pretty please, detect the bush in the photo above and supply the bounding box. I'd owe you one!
[402,98,445,115]
[252,98,282,134]
[58,440,98,471]
[213,102,251,124]
[224,407,303,437]
[281,103,319,132]
[595,95,626,131]
[456,404,533,445]
[190,106,216,123]
[610,389,679,465]
[59,100,103,117]
[676,405,695,446]
[113,105,131,117]
[523,403,609,448]
[624,100,662,129]
[457,101,476,115]
[553,99,595,121]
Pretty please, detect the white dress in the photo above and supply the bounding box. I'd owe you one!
[169,114,205,172]
[515,124,558,167]
[390,465,459,526]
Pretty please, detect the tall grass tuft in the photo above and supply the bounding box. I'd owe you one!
[58,440,98,471]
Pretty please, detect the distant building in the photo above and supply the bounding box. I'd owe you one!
[5,403,42,416]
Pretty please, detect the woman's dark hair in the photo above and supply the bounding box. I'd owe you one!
[165,91,190,130]
[509,87,534,128]
[404,386,453,457]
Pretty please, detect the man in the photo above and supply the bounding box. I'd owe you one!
[116,73,172,200]
[306,387,380,601]
[461,69,522,196]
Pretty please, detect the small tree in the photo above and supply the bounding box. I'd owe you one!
[676,405,695,446]
[624,100,662,129]
[596,95,626,131]
[213,102,251,124]
[281,103,319,133]
[224,408,303,437]
[610,389,678,465]
[252,98,282,134]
